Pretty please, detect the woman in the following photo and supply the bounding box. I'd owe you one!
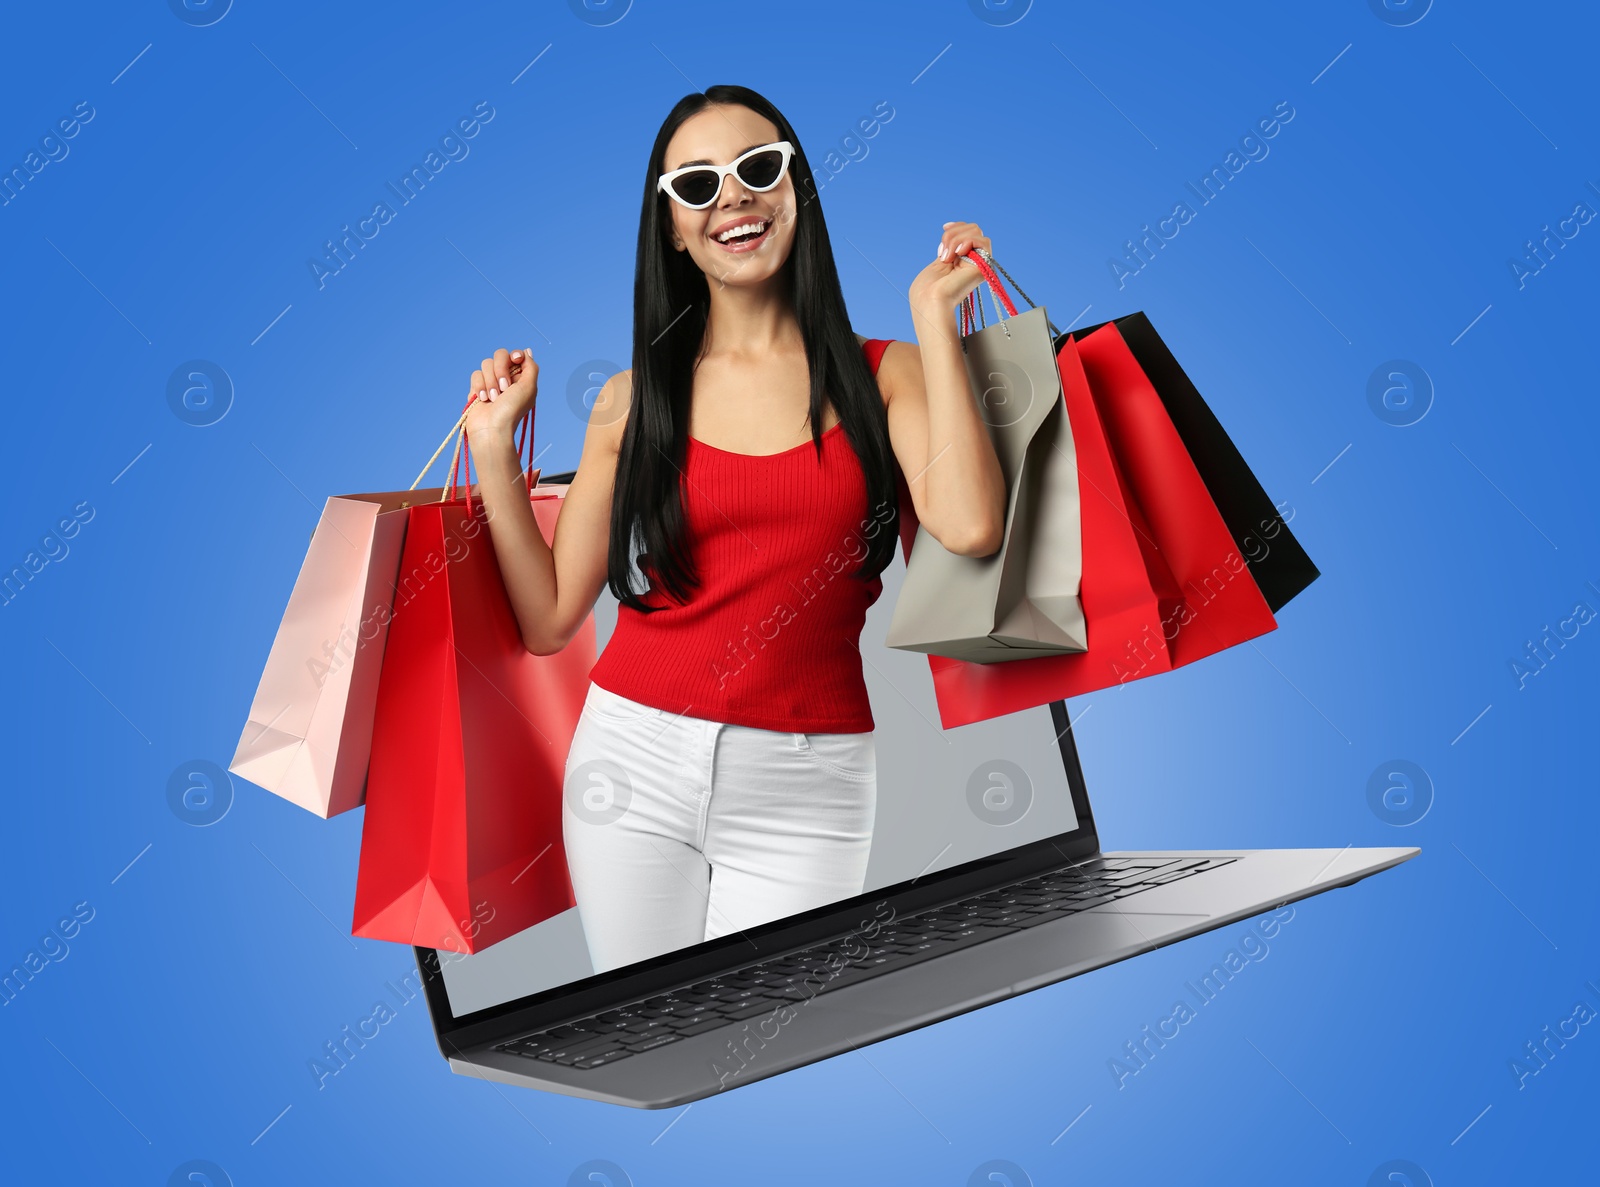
[463,85,1006,975]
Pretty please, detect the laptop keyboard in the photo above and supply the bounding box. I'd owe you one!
[493,855,1235,1071]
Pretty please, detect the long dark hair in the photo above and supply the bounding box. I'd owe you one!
[607,84,900,613]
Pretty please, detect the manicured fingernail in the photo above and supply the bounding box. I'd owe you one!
[476,391,486,401]
[511,351,522,361]
[937,244,946,260]
[499,376,509,391]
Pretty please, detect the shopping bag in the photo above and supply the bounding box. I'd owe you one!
[229,411,549,817]
[1073,319,1280,655]
[898,316,1278,728]
[352,409,589,954]
[885,252,1086,661]
[229,484,445,818]
[1062,311,1319,612]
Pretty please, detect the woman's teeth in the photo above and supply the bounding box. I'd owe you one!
[714,219,770,247]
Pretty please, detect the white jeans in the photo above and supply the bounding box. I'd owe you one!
[561,681,877,975]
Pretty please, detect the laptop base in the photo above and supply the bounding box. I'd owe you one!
[440,845,1416,1108]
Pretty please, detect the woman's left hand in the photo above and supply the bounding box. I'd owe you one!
[907,221,993,313]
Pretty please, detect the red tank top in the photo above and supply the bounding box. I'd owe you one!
[588,338,896,733]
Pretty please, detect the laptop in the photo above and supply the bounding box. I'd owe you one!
[411,471,1418,1110]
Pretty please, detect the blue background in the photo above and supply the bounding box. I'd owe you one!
[2,1,1595,1183]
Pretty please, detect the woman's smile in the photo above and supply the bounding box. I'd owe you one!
[709,212,774,253]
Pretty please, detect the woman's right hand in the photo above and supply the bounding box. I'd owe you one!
[464,347,538,445]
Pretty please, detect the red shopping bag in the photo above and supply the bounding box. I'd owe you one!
[352,409,591,953]
[898,318,1277,728]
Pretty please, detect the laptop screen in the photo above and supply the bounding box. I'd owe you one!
[433,549,1084,1019]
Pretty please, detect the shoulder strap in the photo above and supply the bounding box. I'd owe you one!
[860,337,892,377]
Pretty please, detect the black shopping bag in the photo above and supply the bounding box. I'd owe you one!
[1056,312,1319,612]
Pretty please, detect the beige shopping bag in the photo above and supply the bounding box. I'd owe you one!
[885,252,1087,662]
[230,483,450,817]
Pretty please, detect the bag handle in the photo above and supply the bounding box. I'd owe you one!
[958,249,1015,338]
[409,399,536,520]
[957,248,1063,342]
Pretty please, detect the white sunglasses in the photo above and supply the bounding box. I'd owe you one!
[656,140,796,210]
